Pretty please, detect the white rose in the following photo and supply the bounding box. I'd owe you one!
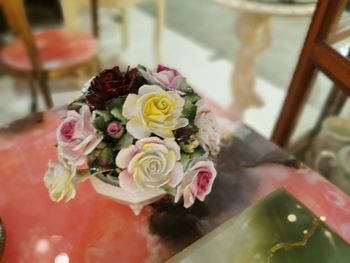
[44,161,76,202]
[116,137,184,192]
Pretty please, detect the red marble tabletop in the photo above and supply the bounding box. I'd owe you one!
[0,108,350,262]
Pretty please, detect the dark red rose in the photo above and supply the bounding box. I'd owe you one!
[86,66,138,109]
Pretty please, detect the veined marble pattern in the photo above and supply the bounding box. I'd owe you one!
[0,110,350,262]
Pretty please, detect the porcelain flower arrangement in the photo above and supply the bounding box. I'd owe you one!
[44,65,220,208]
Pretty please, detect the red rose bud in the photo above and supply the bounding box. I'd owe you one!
[86,66,138,109]
[107,121,124,139]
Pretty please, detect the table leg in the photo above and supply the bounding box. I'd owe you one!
[154,0,165,64]
[120,8,129,49]
[91,0,99,38]
[231,12,271,118]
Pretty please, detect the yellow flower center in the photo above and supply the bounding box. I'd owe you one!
[143,93,176,123]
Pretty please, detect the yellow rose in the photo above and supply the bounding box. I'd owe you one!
[122,85,188,139]
[44,161,76,202]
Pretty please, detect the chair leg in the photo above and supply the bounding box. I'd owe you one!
[28,76,38,113]
[37,72,53,109]
[120,8,128,49]
[154,0,164,64]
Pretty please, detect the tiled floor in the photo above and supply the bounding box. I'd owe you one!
[0,6,331,140]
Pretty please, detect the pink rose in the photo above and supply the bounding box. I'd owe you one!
[116,137,184,192]
[57,105,103,165]
[139,65,186,93]
[107,121,124,139]
[175,159,217,208]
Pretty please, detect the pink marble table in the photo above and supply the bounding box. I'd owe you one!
[0,108,349,262]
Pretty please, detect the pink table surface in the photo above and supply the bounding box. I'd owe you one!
[0,109,350,262]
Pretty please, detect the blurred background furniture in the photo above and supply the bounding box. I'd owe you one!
[271,0,350,193]
[60,0,164,63]
[0,0,98,112]
[272,0,350,147]
[213,0,316,118]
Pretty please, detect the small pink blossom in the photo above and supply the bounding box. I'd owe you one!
[195,100,221,155]
[139,65,186,93]
[107,121,124,139]
[175,159,217,208]
[57,105,103,166]
[116,137,183,192]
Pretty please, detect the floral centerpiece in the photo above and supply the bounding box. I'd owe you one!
[44,65,220,213]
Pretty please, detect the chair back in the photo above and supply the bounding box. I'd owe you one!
[272,0,350,147]
[0,0,44,74]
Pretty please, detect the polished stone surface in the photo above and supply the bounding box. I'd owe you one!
[0,109,350,262]
[168,189,350,263]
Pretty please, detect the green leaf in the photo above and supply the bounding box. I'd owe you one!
[108,96,128,123]
[182,100,197,122]
[67,97,86,111]
[179,81,194,93]
[99,146,114,164]
[162,185,176,195]
[108,96,127,110]
[182,93,201,104]
[92,116,108,131]
[137,64,147,71]
[114,132,134,150]
[190,146,206,160]
[180,153,190,170]
[96,110,114,122]
[110,107,128,124]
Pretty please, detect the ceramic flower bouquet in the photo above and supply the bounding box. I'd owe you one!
[44,65,220,210]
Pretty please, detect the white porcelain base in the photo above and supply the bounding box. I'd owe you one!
[90,176,165,215]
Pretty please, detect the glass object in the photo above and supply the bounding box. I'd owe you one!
[289,71,334,144]
[168,189,350,263]
[327,0,350,58]
[287,69,350,194]
[308,117,350,194]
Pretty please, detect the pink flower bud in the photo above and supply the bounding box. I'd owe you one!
[107,121,124,139]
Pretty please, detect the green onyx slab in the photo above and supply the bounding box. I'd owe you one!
[167,189,350,263]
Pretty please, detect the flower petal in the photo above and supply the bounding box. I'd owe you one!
[164,139,181,160]
[80,105,93,134]
[83,134,104,155]
[135,137,163,149]
[177,118,189,129]
[183,187,195,208]
[119,170,139,193]
[169,75,185,90]
[174,185,183,203]
[126,118,151,139]
[149,126,174,139]
[168,162,184,188]
[138,85,164,96]
[122,94,139,120]
[116,145,139,169]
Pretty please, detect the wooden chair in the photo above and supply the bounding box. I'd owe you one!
[0,0,98,112]
[272,0,350,148]
[60,0,165,63]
